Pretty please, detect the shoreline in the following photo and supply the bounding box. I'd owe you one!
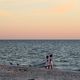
[0,64,80,80]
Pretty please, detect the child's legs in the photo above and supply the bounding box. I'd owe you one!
[48,65,50,69]
[51,65,53,69]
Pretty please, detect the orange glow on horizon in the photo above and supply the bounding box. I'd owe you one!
[0,0,80,39]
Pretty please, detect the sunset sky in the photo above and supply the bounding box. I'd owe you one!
[0,0,80,39]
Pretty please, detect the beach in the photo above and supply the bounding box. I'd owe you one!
[0,64,80,80]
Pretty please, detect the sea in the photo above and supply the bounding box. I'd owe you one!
[0,40,80,71]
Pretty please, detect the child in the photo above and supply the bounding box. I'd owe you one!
[45,55,48,69]
[50,54,53,69]
[45,54,53,69]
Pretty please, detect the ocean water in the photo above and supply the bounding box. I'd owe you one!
[0,40,80,71]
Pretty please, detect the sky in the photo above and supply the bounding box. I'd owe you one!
[0,0,80,39]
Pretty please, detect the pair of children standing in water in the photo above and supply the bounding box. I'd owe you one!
[45,54,53,69]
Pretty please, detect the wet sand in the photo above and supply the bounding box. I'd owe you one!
[0,64,80,80]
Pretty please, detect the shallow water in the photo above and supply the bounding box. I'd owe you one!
[0,40,80,70]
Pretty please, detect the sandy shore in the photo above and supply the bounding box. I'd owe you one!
[0,64,80,80]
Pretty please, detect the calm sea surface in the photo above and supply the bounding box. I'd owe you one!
[0,40,80,70]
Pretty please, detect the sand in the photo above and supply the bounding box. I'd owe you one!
[0,64,80,80]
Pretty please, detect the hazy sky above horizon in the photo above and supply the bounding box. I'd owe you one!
[0,0,80,39]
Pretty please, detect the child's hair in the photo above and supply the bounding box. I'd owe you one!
[46,55,48,59]
[50,54,53,57]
